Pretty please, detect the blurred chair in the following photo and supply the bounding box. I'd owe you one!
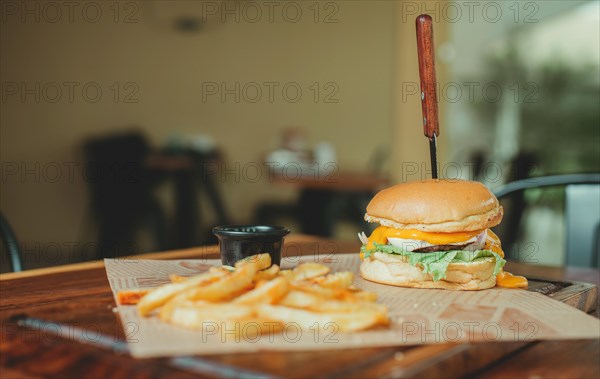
[84,131,168,258]
[0,212,23,272]
[497,152,539,248]
[494,174,600,268]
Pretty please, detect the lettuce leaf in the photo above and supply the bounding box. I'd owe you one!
[362,243,506,281]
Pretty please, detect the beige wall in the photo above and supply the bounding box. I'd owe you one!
[1,1,414,262]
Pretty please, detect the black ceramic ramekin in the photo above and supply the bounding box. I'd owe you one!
[212,225,290,266]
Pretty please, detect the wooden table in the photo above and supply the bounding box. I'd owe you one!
[146,150,230,248]
[272,171,388,192]
[270,172,388,237]
[1,235,598,379]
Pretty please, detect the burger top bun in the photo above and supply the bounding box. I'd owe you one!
[364,179,502,233]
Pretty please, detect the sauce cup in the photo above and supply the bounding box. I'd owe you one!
[212,225,290,267]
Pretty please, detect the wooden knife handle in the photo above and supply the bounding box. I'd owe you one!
[416,14,439,138]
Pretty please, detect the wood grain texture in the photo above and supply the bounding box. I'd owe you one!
[473,339,600,379]
[1,237,598,379]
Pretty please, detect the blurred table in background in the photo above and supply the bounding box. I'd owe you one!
[146,151,230,248]
[272,171,388,191]
[271,171,388,237]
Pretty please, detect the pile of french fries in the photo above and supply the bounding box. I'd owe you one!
[119,254,389,334]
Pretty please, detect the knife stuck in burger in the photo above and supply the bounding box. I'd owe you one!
[358,179,528,290]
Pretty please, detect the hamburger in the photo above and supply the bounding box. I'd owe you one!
[358,179,527,290]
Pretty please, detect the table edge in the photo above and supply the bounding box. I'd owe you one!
[0,245,221,281]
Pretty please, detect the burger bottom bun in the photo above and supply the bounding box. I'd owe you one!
[360,252,497,291]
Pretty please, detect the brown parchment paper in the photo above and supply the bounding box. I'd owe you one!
[104,254,600,358]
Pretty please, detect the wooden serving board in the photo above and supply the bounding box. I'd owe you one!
[527,277,598,314]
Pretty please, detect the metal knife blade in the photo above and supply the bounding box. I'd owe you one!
[429,135,438,179]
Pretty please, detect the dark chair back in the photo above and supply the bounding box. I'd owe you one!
[0,212,23,272]
[565,184,600,267]
[83,131,167,257]
[494,174,600,268]
[84,132,151,212]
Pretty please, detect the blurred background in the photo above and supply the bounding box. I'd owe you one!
[1,0,598,272]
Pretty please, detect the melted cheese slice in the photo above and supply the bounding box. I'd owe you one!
[496,271,528,288]
[365,226,483,250]
[484,229,504,258]
[484,230,527,288]
[362,226,528,288]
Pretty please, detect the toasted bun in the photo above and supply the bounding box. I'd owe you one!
[365,179,502,233]
[360,252,497,290]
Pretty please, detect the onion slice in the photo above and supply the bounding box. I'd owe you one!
[389,230,486,252]
[358,232,369,245]
[359,230,488,253]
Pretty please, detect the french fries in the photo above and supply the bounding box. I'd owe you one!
[137,269,228,316]
[288,262,331,282]
[235,253,271,270]
[253,264,280,282]
[313,271,354,289]
[234,277,289,305]
[256,304,388,332]
[125,254,388,336]
[161,302,254,329]
[117,289,149,305]
[174,262,258,302]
